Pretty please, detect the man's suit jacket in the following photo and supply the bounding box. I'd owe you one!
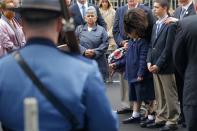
[70,3,106,29]
[173,16,197,106]
[147,22,177,74]
[173,3,196,19]
[112,4,155,47]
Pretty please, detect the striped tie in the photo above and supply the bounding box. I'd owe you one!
[156,23,162,38]
[180,8,186,20]
[82,5,86,18]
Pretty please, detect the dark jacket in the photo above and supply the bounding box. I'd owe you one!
[116,39,151,83]
[70,3,106,29]
[173,3,196,19]
[173,15,197,106]
[112,4,155,47]
[147,22,177,74]
[0,38,118,131]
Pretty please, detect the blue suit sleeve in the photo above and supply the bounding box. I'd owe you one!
[113,8,124,47]
[156,24,176,69]
[146,44,152,63]
[173,22,187,77]
[75,26,87,54]
[83,62,118,131]
[115,56,126,69]
[137,43,149,77]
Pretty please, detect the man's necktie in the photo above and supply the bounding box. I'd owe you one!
[82,5,86,18]
[180,8,186,20]
[156,23,162,38]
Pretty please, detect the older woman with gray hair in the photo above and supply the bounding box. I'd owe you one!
[75,6,109,81]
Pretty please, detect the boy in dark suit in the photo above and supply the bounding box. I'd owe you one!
[146,0,180,131]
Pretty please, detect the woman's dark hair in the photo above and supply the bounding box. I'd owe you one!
[124,8,148,38]
[154,0,171,16]
[99,0,110,9]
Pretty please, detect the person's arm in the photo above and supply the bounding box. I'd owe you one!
[137,43,149,77]
[115,57,126,69]
[83,62,118,131]
[0,27,14,56]
[146,45,152,62]
[75,25,87,54]
[112,8,124,47]
[146,8,155,42]
[173,22,187,77]
[155,23,177,69]
[164,17,179,24]
[93,28,109,59]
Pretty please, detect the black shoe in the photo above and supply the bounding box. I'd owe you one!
[146,122,165,128]
[122,116,140,124]
[140,119,155,128]
[182,122,186,128]
[159,124,178,131]
[178,116,185,124]
[116,108,132,114]
[140,116,148,121]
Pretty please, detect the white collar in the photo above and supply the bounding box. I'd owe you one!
[182,1,193,11]
[128,3,139,9]
[156,14,168,24]
[77,1,88,8]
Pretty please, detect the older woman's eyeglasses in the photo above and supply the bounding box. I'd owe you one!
[86,15,96,18]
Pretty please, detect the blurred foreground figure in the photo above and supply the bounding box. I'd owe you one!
[173,0,197,131]
[0,0,118,131]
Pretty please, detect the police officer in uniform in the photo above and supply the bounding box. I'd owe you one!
[0,0,118,131]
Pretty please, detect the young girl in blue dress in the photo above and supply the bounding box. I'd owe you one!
[109,8,155,125]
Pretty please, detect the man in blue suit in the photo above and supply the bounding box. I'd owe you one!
[113,0,155,48]
[0,0,118,131]
[70,0,106,28]
[112,0,155,114]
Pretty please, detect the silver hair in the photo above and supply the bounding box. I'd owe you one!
[85,6,97,16]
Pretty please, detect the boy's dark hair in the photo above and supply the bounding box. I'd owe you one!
[154,0,170,15]
[124,8,148,38]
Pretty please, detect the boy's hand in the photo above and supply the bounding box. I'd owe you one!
[137,76,143,81]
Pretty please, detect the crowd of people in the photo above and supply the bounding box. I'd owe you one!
[0,0,197,131]
[110,0,197,131]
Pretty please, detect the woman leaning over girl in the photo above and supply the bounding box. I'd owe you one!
[109,8,155,125]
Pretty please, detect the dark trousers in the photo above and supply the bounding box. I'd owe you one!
[175,70,185,121]
[184,105,197,131]
[1,125,11,131]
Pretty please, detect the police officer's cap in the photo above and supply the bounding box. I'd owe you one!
[12,0,61,12]
[10,0,62,20]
